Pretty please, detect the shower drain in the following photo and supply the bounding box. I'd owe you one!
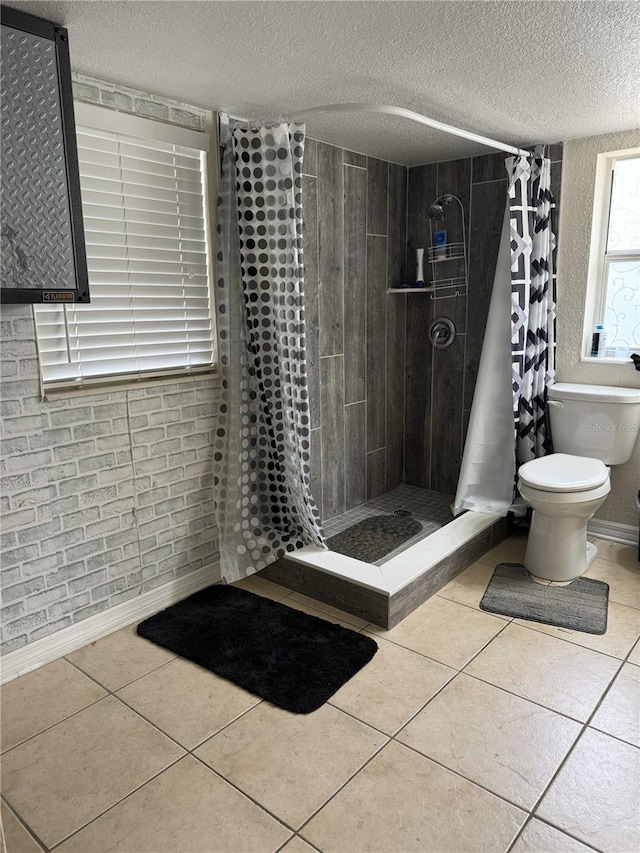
[394,509,414,517]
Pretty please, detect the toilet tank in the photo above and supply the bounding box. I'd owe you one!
[548,383,640,465]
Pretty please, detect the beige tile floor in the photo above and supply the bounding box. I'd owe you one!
[1,535,638,853]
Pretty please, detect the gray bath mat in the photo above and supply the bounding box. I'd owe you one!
[327,514,423,563]
[480,563,609,635]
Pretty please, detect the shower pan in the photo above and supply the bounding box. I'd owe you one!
[264,497,509,628]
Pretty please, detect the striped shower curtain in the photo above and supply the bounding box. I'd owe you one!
[507,153,557,466]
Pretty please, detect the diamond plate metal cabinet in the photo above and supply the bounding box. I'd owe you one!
[1,5,89,303]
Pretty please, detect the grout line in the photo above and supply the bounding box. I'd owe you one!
[1,795,49,853]
[455,668,588,728]
[305,136,406,171]
[508,618,639,663]
[434,588,510,621]
[295,736,393,837]
[61,664,191,753]
[504,653,627,853]
[64,649,177,692]
[392,736,531,817]
[341,160,349,513]
[365,608,511,674]
[402,165,408,483]
[189,751,298,834]
[582,719,640,751]
[48,753,187,850]
[383,161,389,495]
[274,835,297,853]
[0,691,108,758]
[364,158,370,502]
[625,636,640,662]
[330,660,459,739]
[338,148,346,517]
[38,669,294,848]
[471,177,509,185]
[427,165,437,490]
[452,615,626,728]
[461,169,471,455]
[63,654,270,765]
[515,815,603,853]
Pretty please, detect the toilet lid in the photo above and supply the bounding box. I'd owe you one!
[518,453,609,493]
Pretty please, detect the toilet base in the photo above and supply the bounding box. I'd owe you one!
[523,513,600,584]
[528,541,598,586]
[528,574,574,587]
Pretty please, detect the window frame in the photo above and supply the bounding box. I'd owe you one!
[582,146,640,363]
[34,100,219,395]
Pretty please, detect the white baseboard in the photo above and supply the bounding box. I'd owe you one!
[0,562,220,685]
[588,519,638,547]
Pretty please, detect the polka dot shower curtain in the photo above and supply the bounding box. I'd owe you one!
[507,152,557,466]
[213,120,325,583]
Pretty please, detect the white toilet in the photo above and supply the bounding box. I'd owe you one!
[518,383,640,584]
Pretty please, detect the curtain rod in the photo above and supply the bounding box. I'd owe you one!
[287,103,529,157]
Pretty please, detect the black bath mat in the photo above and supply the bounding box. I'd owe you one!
[137,584,378,713]
[327,514,423,563]
[480,563,609,635]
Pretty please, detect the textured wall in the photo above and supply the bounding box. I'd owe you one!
[557,129,640,527]
[302,140,408,521]
[9,2,638,166]
[404,147,563,496]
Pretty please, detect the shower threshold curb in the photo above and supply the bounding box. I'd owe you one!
[264,511,508,629]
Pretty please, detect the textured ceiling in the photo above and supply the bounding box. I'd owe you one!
[5,0,640,164]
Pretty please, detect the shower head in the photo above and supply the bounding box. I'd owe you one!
[427,202,445,221]
[427,194,454,221]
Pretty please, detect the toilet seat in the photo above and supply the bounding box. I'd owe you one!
[518,453,609,493]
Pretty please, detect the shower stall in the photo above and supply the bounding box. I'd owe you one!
[261,134,563,627]
[216,107,562,628]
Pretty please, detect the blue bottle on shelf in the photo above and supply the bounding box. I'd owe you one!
[434,229,448,258]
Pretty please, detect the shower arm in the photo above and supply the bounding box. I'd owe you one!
[287,103,530,157]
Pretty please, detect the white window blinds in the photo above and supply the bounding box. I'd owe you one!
[34,103,216,389]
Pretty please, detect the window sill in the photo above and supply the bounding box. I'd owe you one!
[41,367,222,401]
[580,355,636,366]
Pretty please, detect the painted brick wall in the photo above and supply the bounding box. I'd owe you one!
[0,306,222,655]
[1,78,219,656]
[71,72,207,129]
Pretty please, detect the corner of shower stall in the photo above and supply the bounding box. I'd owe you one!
[263,486,512,629]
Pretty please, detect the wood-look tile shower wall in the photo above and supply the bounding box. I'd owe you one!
[404,146,564,495]
[301,139,408,522]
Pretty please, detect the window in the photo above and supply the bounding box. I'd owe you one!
[584,148,640,360]
[34,102,216,389]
